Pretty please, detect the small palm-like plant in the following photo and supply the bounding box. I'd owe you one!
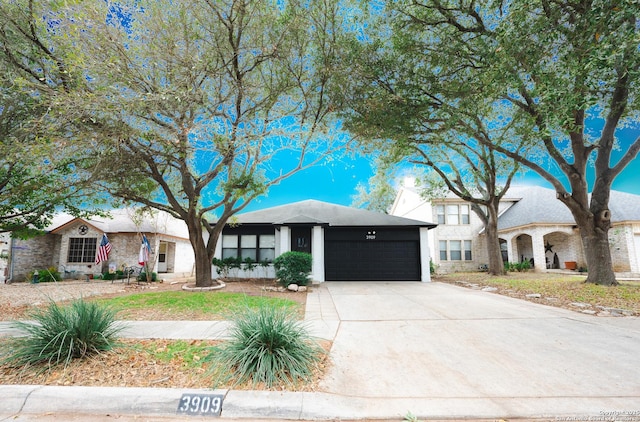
[1,299,122,369]
[206,304,323,388]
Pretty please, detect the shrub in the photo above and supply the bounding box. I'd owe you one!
[37,267,62,283]
[243,256,257,272]
[0,299,122,369]
[138,272,157,282]
[273,251,312,287]
[206,304,323,388]
[504,261,531,272]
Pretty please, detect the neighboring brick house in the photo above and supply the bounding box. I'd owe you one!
[5,209,195,282]
[391,185,640,276]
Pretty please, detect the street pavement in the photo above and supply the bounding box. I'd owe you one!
[1,281,639,421]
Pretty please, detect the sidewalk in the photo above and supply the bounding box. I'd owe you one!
[2,282,640,421]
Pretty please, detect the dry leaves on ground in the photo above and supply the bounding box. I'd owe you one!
[0,339,331,391]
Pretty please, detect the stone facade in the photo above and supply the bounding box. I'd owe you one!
[6,211,195,283]
[391,186,640,276]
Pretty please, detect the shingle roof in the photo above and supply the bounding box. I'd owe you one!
[497,186,640,230]
[48,209,190,238]
[234,199,436,228]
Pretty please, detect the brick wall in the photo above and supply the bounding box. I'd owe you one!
[12,234,57,282]
[609,225,632,272]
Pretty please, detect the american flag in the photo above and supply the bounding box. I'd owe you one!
[138,234,151,265]
[95,233,112,265]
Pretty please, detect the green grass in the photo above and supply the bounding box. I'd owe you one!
[93,291,299,319]
[438,272,640,314]
[129,340,213,369]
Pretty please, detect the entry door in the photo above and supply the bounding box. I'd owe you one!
[291,227,312,254]
[157,241,167,272]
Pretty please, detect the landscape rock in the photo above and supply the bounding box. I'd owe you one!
[581,310,597,315]
[570,302,591,308]
[298,286,307,292]
[598,307,633,316]
[287,284,299,292]
[481,287,498,292]
[525,293,541,299]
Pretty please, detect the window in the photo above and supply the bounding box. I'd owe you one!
[259,235,276,261]
[68,237,97,263]
[436,205,445,224]
[447,205,460,225]
[461,205,470,224]
[222,234,275,262]
[464,240,472,260]
[435,204,470,225]
[438,240,473,261]
[439,240,447,261]
[450,240,462,260]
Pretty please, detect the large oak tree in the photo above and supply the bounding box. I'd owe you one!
[46,0,349,287]
[342,0,640,285]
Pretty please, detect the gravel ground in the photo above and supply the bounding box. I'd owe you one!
[0,280,132,308]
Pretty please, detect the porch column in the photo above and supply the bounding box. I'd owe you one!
[506,238,514,263]
[420,227,432,282]
[311,225,325,282]
[532,233,546,272]
[278,226,291,255]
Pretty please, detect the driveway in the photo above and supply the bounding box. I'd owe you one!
[305,282,640,420]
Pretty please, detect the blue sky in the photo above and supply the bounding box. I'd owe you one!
[243,125,640,212]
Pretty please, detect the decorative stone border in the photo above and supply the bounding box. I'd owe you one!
[181,280,226,292]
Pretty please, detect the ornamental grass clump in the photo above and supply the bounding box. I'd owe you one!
[0,299,122,370]
[206,304,323,388]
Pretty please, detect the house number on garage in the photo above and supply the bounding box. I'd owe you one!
[366,231,376,240]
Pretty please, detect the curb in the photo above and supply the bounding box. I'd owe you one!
[0,384,623,421]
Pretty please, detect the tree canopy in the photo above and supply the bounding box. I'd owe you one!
[0,0,106,238]
[22,0,349,286]
[337,0,640,284]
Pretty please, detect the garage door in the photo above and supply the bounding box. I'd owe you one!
[324,240,421,281]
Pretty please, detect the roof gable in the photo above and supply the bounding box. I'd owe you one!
[46,209,190,239]
[497,186,640,230]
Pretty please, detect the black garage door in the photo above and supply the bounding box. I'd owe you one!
[324,228,421,281]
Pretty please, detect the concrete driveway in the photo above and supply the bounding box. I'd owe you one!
[305,281,640,420]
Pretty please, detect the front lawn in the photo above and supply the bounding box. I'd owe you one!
[436,272,640,315]
[92,291,301,320]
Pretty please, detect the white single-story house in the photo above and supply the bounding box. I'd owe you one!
[214,200,436,282]
[390,185,640,276]
[5,209,195,282]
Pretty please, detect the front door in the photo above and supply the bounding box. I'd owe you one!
[291,227,312,254]
[157,241,167,272]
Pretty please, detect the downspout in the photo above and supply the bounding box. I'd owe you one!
[6,237,14,284]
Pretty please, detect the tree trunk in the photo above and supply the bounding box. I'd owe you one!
[563,182,618,286]
[186,218,214,288]
[193,246,214,287]
[578,217,618,286]
[484,201,505,276]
